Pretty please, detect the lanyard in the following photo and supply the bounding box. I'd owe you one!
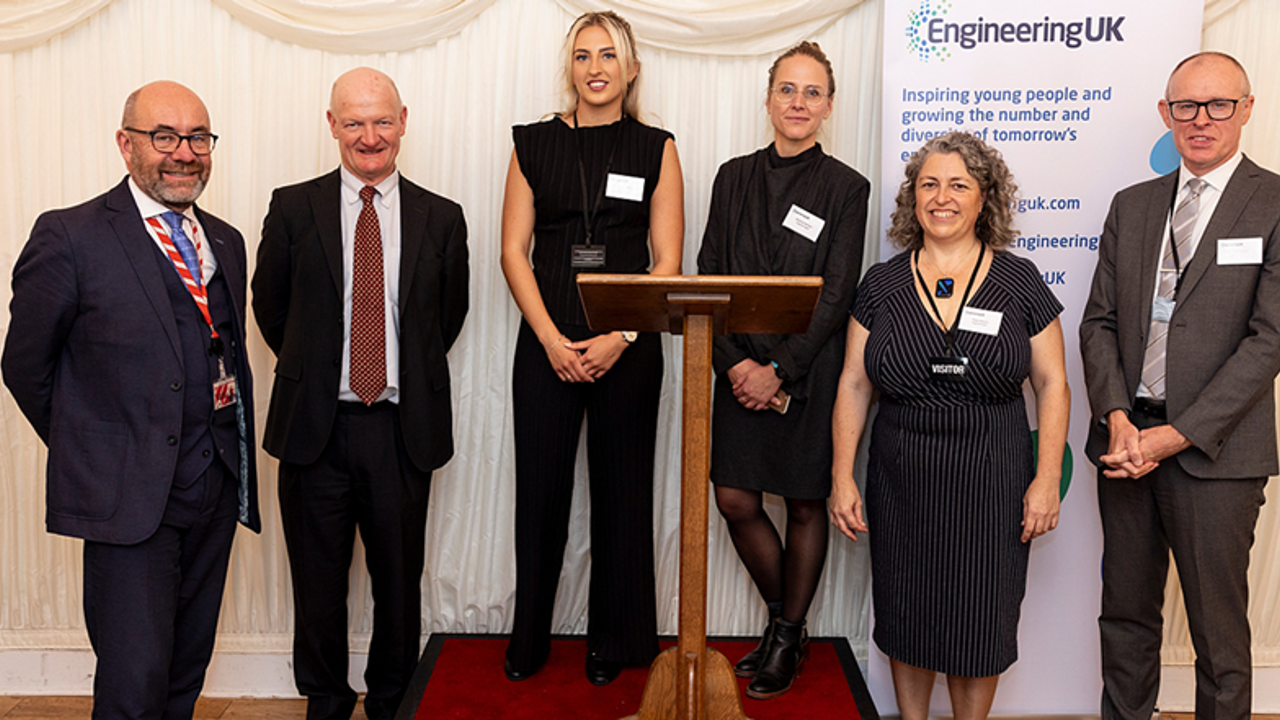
[146,216,225,357]
[915,242,985,356]
[573,112,626,247]
[1165,179,1192,297]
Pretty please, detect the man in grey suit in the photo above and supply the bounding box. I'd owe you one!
[252,68,468,720]
[3,81,258,718]
[1080,52,1279,719]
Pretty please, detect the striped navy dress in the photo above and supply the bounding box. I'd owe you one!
[852,249,1062,677]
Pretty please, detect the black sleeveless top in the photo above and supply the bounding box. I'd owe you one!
[513,115,672,326]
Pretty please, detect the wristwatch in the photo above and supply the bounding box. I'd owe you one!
[770,360,789,381]
[621,331,638,344]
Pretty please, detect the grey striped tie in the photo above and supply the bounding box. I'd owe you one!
[1140,177,1206,399]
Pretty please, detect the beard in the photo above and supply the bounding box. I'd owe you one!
[130,148,209,209]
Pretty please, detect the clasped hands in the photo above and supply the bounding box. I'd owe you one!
[727,358,785,411]
[1100,409,1192,478]
[543,332,628,382]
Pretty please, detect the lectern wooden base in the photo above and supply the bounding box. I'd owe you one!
[623,648,748,720]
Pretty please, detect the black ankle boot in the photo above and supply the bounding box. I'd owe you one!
[745,618,808,700]
[734,617,779,678]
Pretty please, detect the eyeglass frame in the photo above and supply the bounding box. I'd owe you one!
[770,83,830,108]
[123,127,219,155]
[1164,96,1250,122]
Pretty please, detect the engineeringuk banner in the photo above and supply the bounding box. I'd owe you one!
[877,0,1203,713]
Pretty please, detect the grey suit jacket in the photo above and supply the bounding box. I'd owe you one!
[252,169,469,473]
[1080,156,1280,479]
[2,178,261,542]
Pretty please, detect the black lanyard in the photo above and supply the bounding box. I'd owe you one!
[573,112,626,247]
[915,242,985,356]
[1165,178,1194,296]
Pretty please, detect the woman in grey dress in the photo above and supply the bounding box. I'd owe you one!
[696,41,869,700]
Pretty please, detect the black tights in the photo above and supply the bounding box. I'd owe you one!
[715,486,828,624]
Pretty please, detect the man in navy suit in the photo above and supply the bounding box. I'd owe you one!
[3,81,259,718]
[252,67,468,720]
[1081,52,1279,719]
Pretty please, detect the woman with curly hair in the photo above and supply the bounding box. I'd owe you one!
[829,132,1069,718]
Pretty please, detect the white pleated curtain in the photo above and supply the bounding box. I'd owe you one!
[0,0,1275,669]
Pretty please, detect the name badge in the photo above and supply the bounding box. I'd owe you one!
[929,355,969,382]
[958,307,1003,336]
[571,244,606,268]
[1218,237,1263,265]
[782,204,825,242]
[1151,296,1175,323]
[213,375,238,411]
[605,173,645,202]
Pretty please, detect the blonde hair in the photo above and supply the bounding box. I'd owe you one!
[768,41,836,99]
[561,11,642,119]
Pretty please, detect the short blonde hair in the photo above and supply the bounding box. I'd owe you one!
[561,11,642,119]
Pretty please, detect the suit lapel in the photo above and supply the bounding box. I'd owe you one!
[1177,158,1259,302]
[197,207,243,333]
[399,177,427,310]
[310,170,345,298]
[106,180,182,364]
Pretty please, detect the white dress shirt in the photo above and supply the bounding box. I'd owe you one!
[337,166,402,404]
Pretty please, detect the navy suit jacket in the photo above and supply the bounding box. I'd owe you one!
[2,178,261,543]
[252,170,469,473]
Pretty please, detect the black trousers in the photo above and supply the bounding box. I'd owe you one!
[506,321,663,670]
[84,460,239,720]
[1098,404,1266,720]
[278,402,431,720]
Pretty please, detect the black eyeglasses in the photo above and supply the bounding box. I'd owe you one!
[123,128,218,155]
[1165,97,1248,122]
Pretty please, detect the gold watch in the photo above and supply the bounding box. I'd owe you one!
[621,331,638,344]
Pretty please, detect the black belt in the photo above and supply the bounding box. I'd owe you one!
[337,400,395,414]
[1133,397,1167,420]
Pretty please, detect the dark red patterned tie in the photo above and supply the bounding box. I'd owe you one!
[350,185,386,405]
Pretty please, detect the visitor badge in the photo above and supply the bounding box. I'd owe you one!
[782,204,825,242]
[605,173,645,202]
[958,307,1003,336]
[929,355,969,382]
[1218,237,1262,265]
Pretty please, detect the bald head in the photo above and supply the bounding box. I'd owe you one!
[327,67,408,186]
[122,81,210,130]
[1166,51,1251,99]
[330,67,403,116]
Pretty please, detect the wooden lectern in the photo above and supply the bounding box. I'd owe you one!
[576,274,824,720]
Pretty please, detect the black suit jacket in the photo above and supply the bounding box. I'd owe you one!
[252,170,469,473]
[2,178,261,543]
[1080,156,1280,478]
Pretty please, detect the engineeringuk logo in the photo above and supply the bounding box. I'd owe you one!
[906,0,954,62]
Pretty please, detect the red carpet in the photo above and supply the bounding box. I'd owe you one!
[402,634,877,719]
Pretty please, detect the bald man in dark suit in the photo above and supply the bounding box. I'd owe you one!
[1080,52,1279,719]
[252,67,468,720]
[3,81,258,718]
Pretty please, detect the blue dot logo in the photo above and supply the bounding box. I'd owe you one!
[906,0,953,63]
[1150,131,1181,175]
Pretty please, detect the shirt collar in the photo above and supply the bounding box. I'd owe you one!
[127,176,195,224]
[339,166,399,208]
[1179,151,1243,195]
